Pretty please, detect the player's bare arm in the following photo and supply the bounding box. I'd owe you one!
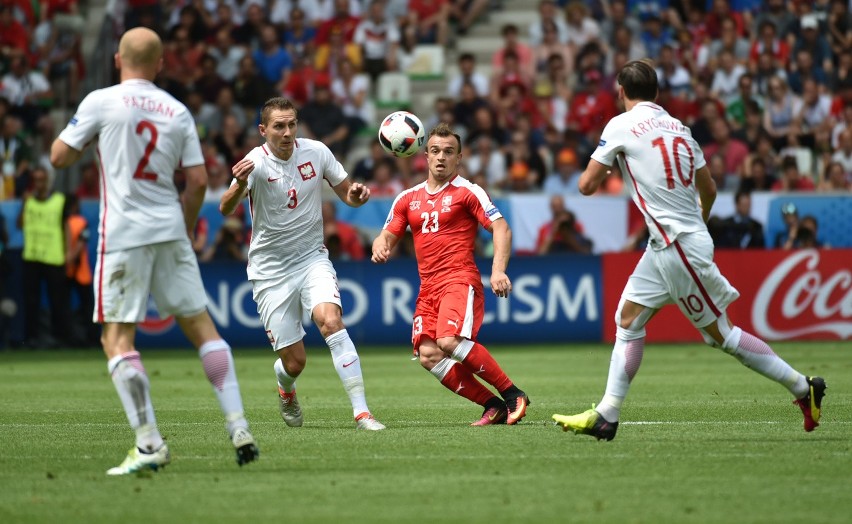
[488,218,513,298]
[333,178,371,208]
[371,230,399,264]
[694,165,717,223]
[578,158,611,196]
[49,139,83,169]
[220,157,253,216]
[182,164,208,237]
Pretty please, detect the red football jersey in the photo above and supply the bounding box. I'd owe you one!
[384,175,503,289]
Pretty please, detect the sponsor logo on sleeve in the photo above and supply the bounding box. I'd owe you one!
[486,207,499,218]
[69,117,78,125]
[598,139,606,147]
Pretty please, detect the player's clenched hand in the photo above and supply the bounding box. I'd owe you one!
[491,271,512,298]
[371,239,391,264]
[232,157,254,186]
[348,182,370,205]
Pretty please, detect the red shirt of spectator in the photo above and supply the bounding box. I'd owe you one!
[0,9,29,52]
[408,0,448,21]
[315,11,360,45]
[567,71,617,135]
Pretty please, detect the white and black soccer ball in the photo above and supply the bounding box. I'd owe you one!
[378,111,426,158]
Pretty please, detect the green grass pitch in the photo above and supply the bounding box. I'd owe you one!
[0,342,849,524]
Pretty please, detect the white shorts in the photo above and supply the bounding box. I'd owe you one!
[252,257,341,350]
[93,239,209,323]
[623,230,739,328]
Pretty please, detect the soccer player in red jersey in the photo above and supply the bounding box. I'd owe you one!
[371,123,529,426]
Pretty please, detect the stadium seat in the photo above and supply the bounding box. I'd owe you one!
[376,72,412,109]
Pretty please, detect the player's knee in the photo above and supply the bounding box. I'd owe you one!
[436,336,460,354]
[315,314,345,339]
[615,300,652,332]
[418,351,442,371]
[700,314,740,352]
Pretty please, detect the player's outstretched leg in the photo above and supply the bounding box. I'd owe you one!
[274,358,303,427]
[553,329,645,440]
[449,339,529,424]
[106,350,171,475]
[708,321,827,432]
[326,329,385,430]
[199,339,258,465]
[428,357,507,425]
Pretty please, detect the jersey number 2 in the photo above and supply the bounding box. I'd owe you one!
[133,120,158,182]
[651,136,694,189]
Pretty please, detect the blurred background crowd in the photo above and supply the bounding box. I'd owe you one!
[0,0,850,263]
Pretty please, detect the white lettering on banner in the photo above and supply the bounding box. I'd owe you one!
[481,273,597,324]
[339,279,368,325]
[208,281,263,329]
[547,275,598,321]
[381,278,414,324]
[753,251,852,339]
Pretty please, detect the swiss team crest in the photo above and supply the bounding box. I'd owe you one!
[441,195,452,213]
[298,162,316,181]
[409,200,421,210]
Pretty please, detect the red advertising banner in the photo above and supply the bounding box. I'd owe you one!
[602,249,852,343]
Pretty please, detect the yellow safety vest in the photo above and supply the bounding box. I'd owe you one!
[22,192,66,266]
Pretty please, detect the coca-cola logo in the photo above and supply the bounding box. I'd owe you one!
[752,250,852,339]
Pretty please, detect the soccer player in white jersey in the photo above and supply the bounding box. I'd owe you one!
[220,97,385,430]
[552,60,826,440]
[49,27,259,474]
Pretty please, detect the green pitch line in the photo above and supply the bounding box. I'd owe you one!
[0,343,849,524]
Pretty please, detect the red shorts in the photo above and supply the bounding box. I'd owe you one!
[411,282,484,350]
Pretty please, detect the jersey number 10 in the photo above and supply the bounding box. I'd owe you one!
[651,136,694,190]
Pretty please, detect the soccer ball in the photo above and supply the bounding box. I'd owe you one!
[378,111,426,158]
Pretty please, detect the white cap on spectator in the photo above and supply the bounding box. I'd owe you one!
[801,14,818,30]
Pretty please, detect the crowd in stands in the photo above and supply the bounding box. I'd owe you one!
[0,0,850,263]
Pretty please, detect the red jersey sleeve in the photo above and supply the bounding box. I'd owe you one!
[384,190,412,238]
[463,183,502,229]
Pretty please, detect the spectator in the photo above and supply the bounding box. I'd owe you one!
[321,201,364,261]
[655,45,692,99]
[533,19,574,76]
[252,24,292,91]
[726,74,762,130]
[205,163,231,203]
[282,7,316,61]
[331,56,373,136]
[752,0,795,44]
[739,155,777,192]
[542,148,581,195]
[529,0,569,46]
[831,129,852,174]
[353,0,399,83]
[465,135,506,190]
[788,49,828,97]
[705,0,746,40]
[298,80,351,158]
[566,68,618,138]
[830,48,852,94]
[711,49,747,106]
[63,194,98,346]
[162,26,205,90]
[447,53,489,99]
[771,156,816,192]
[33,11,83,108]
[166,4,207,44]
[213,113,246,167]
[314,25,363,78]
[563,1,601,53]
[0,114,31,199]
[465,105,508,150]
[0,5,29,63]
[504,130,546,189]
[407,0,450,45]
[703,118,750,179]
[711,190,766,249]
[232,56,278,116]
[195,54,228,103]
[709,16,750,68]
[763,76,802,150]
[819,160,851,191]
[315,0,361,46]
[608,26,647,72]
[0,53,53,132]
[748,20,789,72]
[200,216,248,262]
[366,158,403,198]
[538,208,593,254]
[492,24,535,83]
[352,139,385,182]
[599,0,640,50]
[17,167,72,348]
[794,215,825,249]
[794,78,834,151]
[792,14,833,77]
[231,2,266,49]
[638,13,673,61]
[208,27,246,84]
[827,0,852,63]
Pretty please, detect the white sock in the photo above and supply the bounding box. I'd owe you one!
[199,340,248,436]
[597,334,645,423]
[724,329,809,398]
[326,329,369,417]
[273,358,297,393]
[108,351,164,453]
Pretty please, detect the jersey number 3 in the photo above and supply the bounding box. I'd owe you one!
[651,136,694,190]
[133,120,158,182]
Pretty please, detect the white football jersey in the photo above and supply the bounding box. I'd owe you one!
[58,79,203,252]
[592,101,707,250]
[239,138,348,280]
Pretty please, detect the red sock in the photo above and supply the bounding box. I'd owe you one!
[458,342,513,392]
[440,362,497,407]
